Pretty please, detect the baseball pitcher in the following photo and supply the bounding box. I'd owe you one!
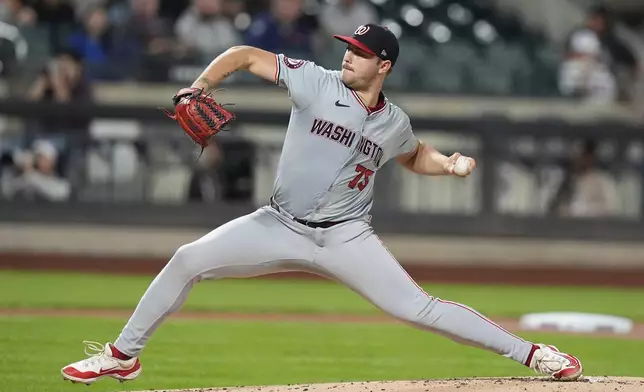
[61,24,583,385]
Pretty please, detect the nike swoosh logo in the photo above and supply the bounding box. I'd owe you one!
[335,100,350,107]
[99,366,119,373]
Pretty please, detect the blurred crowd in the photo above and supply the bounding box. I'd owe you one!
[0,1,638,100]
[0,0,379,82]
[0,0,380,204]
[0,0,377,201]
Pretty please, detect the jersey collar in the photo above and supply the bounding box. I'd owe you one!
[345,84,388,115]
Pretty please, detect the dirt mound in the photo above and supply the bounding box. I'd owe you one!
[131,377,644,392]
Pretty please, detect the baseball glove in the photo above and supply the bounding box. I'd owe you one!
[161,87,235,148]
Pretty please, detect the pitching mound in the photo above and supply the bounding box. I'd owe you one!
[132,377,644,392]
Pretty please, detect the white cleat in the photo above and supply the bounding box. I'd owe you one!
[61,341,142,385]
[528,344,583,381]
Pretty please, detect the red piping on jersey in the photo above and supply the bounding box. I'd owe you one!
[349,89,387,115]
[273,54,280,85]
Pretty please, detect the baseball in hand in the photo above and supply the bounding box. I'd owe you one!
[453,156,472,176]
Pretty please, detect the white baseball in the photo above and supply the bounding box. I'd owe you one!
[454,156,471,176]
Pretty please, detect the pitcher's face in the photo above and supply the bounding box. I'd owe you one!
[341,44,390,89]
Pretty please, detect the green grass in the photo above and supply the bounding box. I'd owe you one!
[1,271,644,320]
[1,315,643,392]
[1,271,643,391]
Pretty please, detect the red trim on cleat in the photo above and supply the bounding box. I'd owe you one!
[61,341,142,385]
[552,353,582,380]
[62,359,141,382]
[115,359,141,377]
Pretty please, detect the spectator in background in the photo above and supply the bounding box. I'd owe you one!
[588,6,639,103]
[319,0,378,37]
[26,50,92,147]
[66,6,118,80]
[0,0,37,26]
[559,24,616,104]
[549,139,620,218]
[560,6,639,104]
[175,0,241,64]
[1,139,71,202]
[111,0,179,81]
[122,0,175,49]
[244,0,318,58]
[27,49,91,103]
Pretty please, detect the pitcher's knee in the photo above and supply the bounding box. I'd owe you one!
[165,243,208,279]
[384,295,438,325]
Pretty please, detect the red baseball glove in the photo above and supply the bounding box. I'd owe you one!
[161,87,235,148]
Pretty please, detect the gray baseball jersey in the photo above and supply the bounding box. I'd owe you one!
[110,54,536,371]
[271,54,419,222]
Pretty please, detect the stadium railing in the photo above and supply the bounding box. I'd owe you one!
[0,99,642,242]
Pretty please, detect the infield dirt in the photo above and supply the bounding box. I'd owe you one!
[130,377,644,392]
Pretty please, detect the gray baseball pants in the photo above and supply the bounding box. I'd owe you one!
[114,204,534,365]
